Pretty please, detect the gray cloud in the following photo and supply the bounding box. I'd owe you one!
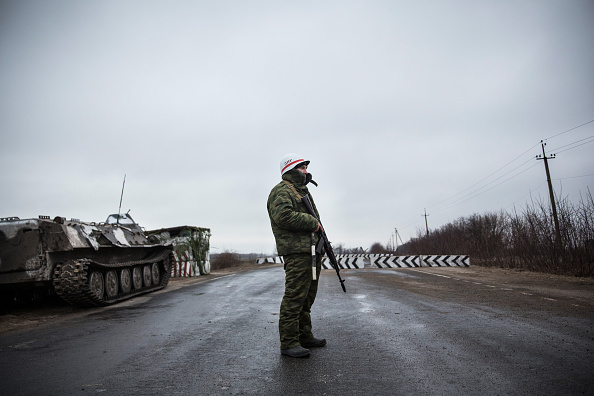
[1,0,593,254]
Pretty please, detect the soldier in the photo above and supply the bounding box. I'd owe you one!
[267,153,327,358]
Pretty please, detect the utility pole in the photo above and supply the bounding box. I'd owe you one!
[396,229,404,245]
[422,209,429,237]
[536,141,562,247]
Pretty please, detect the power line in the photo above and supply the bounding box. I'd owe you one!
[551,136,594,155]
[545,119,594,140]
[504,181,547,210]
[425,143,540,211]
[431,157,537,213]
[398,120,593,241]
[434,162,540,214]
[427,121,594,213]
[555,173,594,180]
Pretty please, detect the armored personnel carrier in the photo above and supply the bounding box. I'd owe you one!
[0,213,172,307]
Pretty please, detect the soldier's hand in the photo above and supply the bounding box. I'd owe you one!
[315,222,324,232]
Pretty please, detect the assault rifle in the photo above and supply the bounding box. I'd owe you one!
[302,194,346,292]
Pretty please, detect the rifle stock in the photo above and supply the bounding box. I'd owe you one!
[302,195,347,292]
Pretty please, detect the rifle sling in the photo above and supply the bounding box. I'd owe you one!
[283,180,319,229]
[282,180,345,292]
[283,182,320,271]
[282,180,303,200]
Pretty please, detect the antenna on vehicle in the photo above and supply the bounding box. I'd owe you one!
[117,174,126,226]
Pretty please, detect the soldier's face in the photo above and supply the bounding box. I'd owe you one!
[296,164,308,175]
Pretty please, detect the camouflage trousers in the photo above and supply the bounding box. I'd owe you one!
[279,253,322,350]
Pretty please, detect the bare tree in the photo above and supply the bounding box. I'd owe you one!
[369,242,388,254]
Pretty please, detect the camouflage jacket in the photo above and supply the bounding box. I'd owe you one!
[267,170,321,256]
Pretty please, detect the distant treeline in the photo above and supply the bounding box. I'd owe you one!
[210,252,269,270]
[221,191,593,277]
[395,191,594,277]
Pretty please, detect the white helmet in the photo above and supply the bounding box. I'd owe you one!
[280,153,310,176]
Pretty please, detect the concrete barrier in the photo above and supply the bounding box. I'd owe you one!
[171,250,199,277]
[324,254,470,269]
[260,254,470,269]
[256,256,284,265]
[321,254,369,269]
[420,255,470,267]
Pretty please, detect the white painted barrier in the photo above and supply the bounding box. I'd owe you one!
[256,256,284,265]
[171,250,200,277]
[261,254,470,269]
[326,254,469,269]
[321,254,369,269]
[420,255,470,267]
[369,254,421,268]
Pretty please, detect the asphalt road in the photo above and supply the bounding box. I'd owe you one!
[0,266,592,395]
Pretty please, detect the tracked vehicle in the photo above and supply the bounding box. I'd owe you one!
[0,213,172,307]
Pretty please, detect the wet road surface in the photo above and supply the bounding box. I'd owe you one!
[0,266,592,395]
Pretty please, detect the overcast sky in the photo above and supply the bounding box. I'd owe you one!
[1,1,593,255]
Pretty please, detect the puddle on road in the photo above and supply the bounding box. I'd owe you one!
[371,269,419,277]
[352,294,375,313]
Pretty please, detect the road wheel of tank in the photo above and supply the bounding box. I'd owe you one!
[120,268,132,293]
[105,270,118,298]
[152,263,161,285]
[143,265,152,286]
[89,271,105,300]
[132,267,142,290]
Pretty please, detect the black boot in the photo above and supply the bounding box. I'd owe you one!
[301,337,326,348]
[281,346,310,358]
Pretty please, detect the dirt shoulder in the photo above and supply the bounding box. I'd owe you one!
[1,264,592,336]
[418,266,594,303]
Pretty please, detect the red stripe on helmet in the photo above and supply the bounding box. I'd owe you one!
[281,159,305,174]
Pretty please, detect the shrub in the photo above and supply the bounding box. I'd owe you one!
[398,190,594,277]
[210,251,242,270]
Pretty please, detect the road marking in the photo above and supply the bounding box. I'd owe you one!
[404,270,578,307]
